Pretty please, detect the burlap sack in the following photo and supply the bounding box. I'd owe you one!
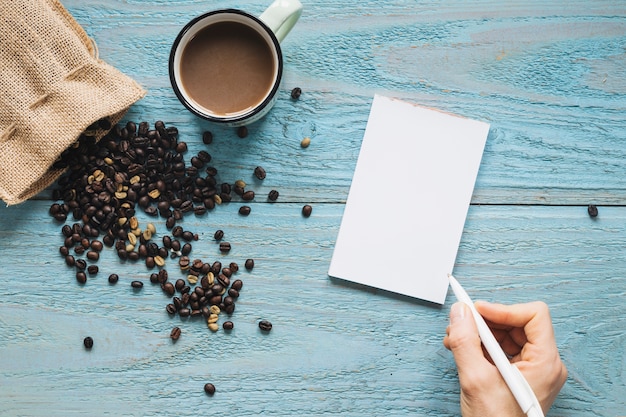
[0,0,146,205]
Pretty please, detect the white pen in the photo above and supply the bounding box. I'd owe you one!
[447,274,545,417]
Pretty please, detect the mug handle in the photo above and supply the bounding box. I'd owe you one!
[259,0,303,43]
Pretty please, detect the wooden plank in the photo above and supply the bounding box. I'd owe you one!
[50,0,626,205]
[0,201,624,415]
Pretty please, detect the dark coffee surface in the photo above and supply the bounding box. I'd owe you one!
[180,21,275,115]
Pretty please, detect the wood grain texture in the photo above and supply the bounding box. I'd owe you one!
[1,0,625,416]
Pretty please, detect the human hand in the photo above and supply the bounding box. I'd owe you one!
[443,301,568,417]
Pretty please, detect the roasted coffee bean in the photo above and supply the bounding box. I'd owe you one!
[244,259,254,271]
[87,251,99,261]
[254,166,266,180]
[228,288,240,298]
[61,224,72,237]
[166,303,177,315]
[65,255,76,267]
[588,204,598,218]
[204,383,216,395]
[219,242,231,253]
[268,190,279,201]
[172,226,183,238]
[236,126,248,138]
[178,308,191,318]
[239,205,251,216]
[165,216,176,229]
[241,190,255,201]
[131,280,143,289]
[75,259,87,270]
[197,150,211,163]
[217,274,230,288]
[290,87,302,99]
[222,321,234,331]
[229,262,239,273]
[182,231,194,242]
[162,282,175,296]
[90,240,103,251]
[258,320,273,332]
[170,326,181,341]
[221,267,232,278]
[209,295,223,306]
[87,265,99,276]
[181,243,192,256]
[202,131,213,144]
[175,278,185,292]
[302,204,313,217]
[214,229,224,240]
[83,336,94,349]
[223,296,234,307]
[76,271,87,284]
[231,279,243,291]
[211,261,222,275]
[210,283,224,295]
[108,273,119,284]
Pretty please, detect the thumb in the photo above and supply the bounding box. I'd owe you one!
[446,302,492,381]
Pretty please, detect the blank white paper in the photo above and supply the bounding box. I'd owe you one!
[328,95,489,304]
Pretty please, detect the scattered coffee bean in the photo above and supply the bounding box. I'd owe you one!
[87,251,99,261]
[222,321,234,330]
[239,205,251,216]
[83,336,94,349]
[254,166,266,180]
[302,204,313,218]
[258,320,273,332]
[231,279,243,291]
[108,273,119,284]
[204,383,216,395]
[241,190,255,201]
[237,126,248,138]
[170,326,181,341]
[245,259,254,271]
[76,271,87,284]
[219,242,231,253]
[588,204,598,218]
[87,265,99,276]
[300,136,311,148]
[202,131,213,144]
[214,229,224,240]
[290,87,302,99]
[268,190,279,202]
[131,280,144,289]
[65,255,76,267]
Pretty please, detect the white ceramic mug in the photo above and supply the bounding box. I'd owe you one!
[169,0,302,127]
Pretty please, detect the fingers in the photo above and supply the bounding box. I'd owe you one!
[444,303,496,387]
[475,300,556,347]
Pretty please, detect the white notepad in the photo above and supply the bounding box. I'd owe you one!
[328,95,489,304]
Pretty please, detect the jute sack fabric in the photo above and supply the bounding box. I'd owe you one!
[0,0,146,205]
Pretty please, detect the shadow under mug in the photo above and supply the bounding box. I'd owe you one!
[169,0,302,127]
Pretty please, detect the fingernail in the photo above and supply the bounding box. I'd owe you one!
[450,302,467,324]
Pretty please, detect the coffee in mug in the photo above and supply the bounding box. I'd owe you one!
[169,0,302,127]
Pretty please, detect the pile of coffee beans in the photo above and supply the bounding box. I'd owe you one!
[48,121,265,333]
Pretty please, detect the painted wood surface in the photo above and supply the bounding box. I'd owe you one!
[1,0,625,416]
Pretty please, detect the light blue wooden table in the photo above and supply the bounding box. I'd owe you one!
[1,1,625,416]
